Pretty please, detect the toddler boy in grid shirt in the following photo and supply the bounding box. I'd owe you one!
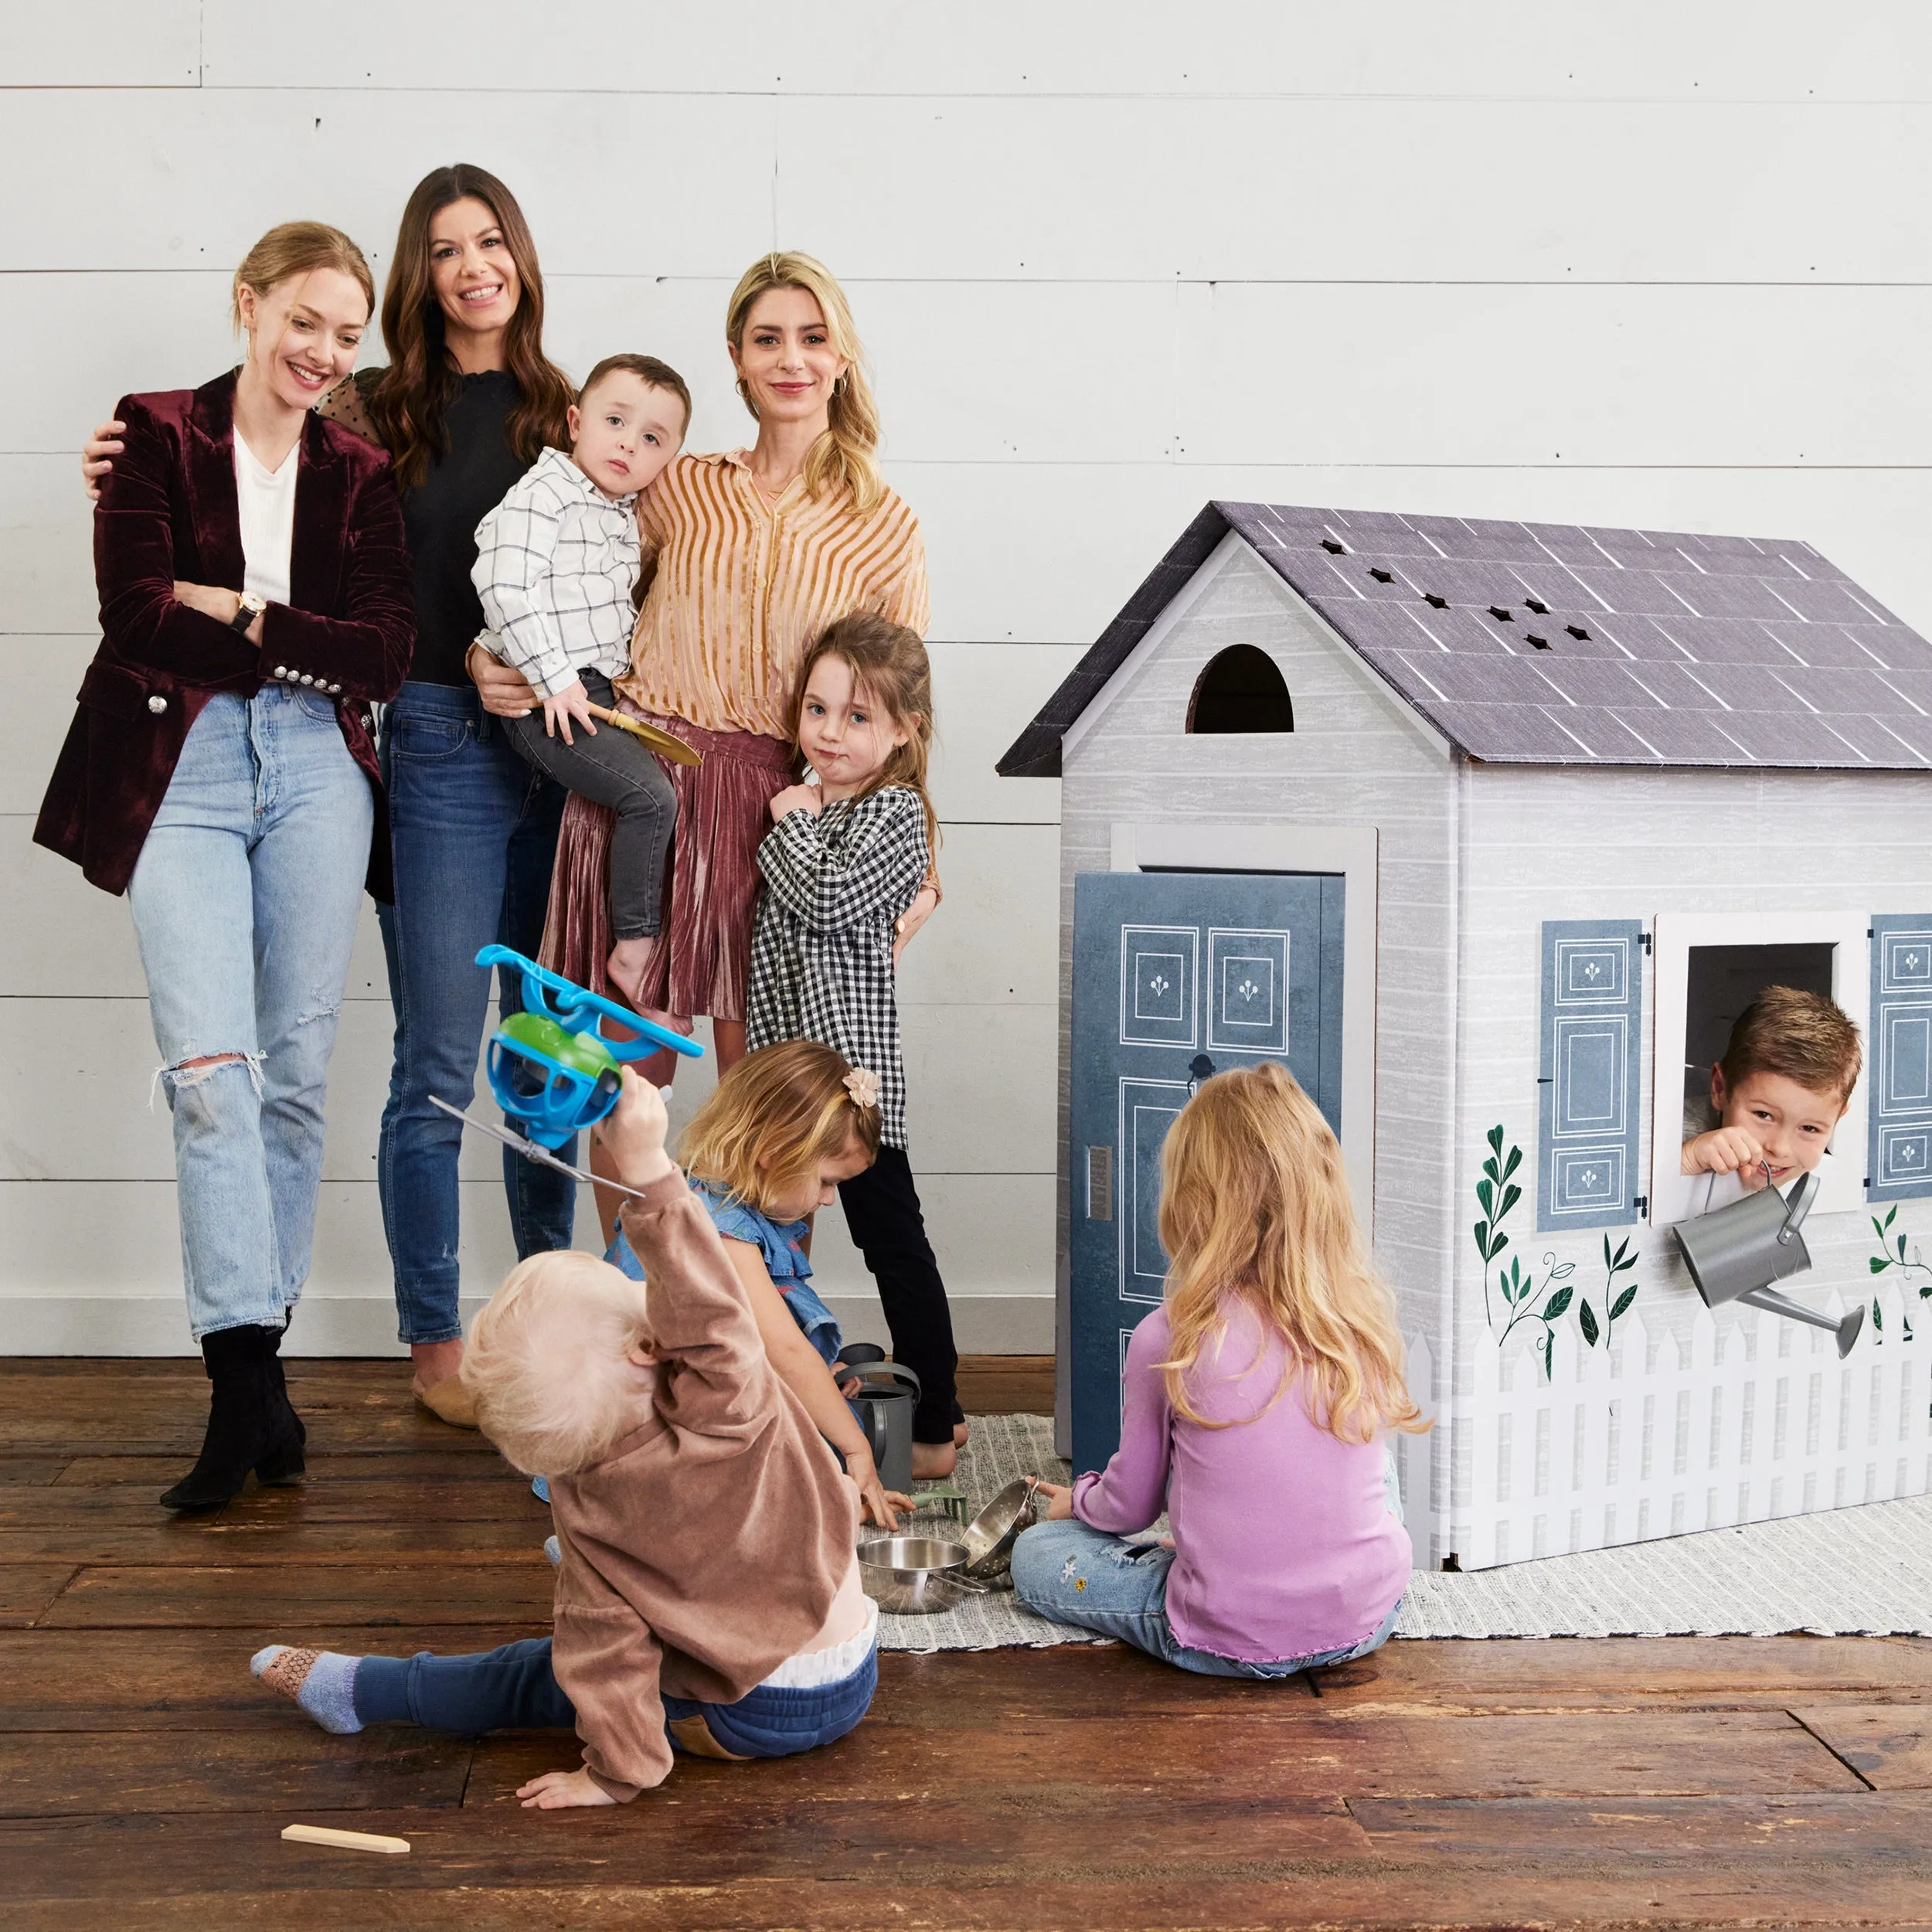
[472,354,689,1004]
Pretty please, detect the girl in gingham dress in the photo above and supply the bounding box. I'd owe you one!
[747,615,961,1475]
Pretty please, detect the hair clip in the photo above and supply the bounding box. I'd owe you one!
[843,1066,880,1111]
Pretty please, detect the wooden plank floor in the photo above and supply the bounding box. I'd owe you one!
[3,1359,1929,1929]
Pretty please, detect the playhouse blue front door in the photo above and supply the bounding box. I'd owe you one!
[1068,869,1345,1474]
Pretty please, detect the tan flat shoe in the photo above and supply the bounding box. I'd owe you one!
[411,1372,478,1430]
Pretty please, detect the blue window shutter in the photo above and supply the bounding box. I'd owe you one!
[1537,918,1644,1233]
[1868,915,1932,1201]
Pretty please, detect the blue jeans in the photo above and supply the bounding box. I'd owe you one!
[1011,1519,1403,1678]
[376,683,577,1345]
[352,1634,877,1759]
[125,689,372,1338]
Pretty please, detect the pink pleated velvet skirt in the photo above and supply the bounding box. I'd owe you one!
[540,710,796,1023]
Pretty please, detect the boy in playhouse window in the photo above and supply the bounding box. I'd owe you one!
[1678,985,1862,1219]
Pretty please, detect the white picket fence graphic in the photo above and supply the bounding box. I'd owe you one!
[1393,1286,1932,1572]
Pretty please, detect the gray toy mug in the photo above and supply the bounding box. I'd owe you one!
[840,1354,923,1498]
[1672,1165,1863,1357]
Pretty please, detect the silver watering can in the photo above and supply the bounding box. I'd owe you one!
[1672,1166,1863,1358]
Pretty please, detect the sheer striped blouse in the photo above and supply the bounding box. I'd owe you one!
[617,450,930,740]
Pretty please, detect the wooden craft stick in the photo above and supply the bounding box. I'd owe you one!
[281,1822,411,1855]
[583,702,703,766]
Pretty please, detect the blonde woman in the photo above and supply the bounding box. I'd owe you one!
[469,253,936,1080]
[1012,1063,1427,1675]
[39,222,413,1509]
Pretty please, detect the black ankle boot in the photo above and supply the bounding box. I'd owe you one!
[255,1314,306,1486]
[160,1325,305,1511]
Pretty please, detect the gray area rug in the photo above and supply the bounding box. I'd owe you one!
[900,1416,1932,1651]
[1396,1491,1932,1639]
[879,1412,1096,1654]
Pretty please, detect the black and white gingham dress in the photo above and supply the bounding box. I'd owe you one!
[746,787,930,1148]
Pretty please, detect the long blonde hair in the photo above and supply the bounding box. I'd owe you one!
[789,614,939,857]
[679,1039,881,1217]
[726,251,883,514]
[1157,1063,1425,1444]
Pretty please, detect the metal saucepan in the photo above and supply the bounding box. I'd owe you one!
[856,1534,985,1615]
[959,1475,1041,1586]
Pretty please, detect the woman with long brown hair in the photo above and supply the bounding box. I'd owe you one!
[85,165,577,1427]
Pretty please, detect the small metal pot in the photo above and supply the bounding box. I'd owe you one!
[857,1534,976,1615]
[960,1475,1040,1586]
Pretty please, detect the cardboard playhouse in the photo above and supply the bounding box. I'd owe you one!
[998,502,1932,1571]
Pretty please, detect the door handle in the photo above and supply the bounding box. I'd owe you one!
[1187,1053,1216,1094]
[1087,1145,1113,1221]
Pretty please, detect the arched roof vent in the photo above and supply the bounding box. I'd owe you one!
[1186,645,1294,735]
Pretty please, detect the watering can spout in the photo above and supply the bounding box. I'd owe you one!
[1736,1286,1865,1359]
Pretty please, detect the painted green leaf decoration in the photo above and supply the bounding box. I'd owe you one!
[1502,1145,1522,1182]
[1611,1284,1638,1321]
[1488,1124,1503,1155]
[1578,1300,1600,1347]
[1477,1179,1495,1216]
[1885,1206,1899,1231]
[1872,1257,1890,1274]
[1872,1299,1884,1335]
[1499,1182,1522,1220]
[1541,1330,1556,1378]
[1542,1286,1573,1320]
[1482,1157,1500,1186]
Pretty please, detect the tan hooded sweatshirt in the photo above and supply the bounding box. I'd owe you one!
[547,1166,859,1798]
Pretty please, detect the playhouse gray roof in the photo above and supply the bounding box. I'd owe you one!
[996,502,1932,777]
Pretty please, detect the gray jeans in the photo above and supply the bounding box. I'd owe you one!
[498,670,676,940]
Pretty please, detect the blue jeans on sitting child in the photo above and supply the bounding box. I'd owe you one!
[1010,1519,1402,1678]
[352,1635,876,1757]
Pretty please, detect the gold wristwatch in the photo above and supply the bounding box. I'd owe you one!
[230,591,267,633]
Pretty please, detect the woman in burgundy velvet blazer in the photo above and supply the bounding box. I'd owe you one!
[37,222,412,1513]
[36,370,411,896]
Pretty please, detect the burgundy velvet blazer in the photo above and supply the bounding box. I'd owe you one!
[33,371,414,899]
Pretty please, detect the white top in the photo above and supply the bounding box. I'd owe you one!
[471,447,640,698]
[233,431,298,608]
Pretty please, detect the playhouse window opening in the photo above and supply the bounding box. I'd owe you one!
[1681,942,1837,1128]
[1186,645,1294,735]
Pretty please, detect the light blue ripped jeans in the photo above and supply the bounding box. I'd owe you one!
[1010,1454,1406,1678]
[126,689,372,1338]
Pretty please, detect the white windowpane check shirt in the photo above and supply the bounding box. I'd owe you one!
[747,787,931,1149]
[471,447,639,698]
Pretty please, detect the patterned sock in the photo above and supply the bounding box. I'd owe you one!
[251,1645,363,1734]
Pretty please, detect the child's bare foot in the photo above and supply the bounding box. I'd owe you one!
[954,1422,970,1448]
[607,938,653,1009]
[912,1440,957,1480]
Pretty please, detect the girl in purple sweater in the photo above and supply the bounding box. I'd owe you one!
[1013,1062,1426,1676]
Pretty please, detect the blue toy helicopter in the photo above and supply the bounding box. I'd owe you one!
[428,946,704,1197]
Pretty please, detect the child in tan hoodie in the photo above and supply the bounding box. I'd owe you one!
[251,1070,876,1807]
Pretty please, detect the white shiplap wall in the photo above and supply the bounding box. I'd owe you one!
[5,5,1931,1355]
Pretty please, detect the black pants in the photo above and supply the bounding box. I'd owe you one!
[838,1145,959,1444]
[499,669,676,940]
